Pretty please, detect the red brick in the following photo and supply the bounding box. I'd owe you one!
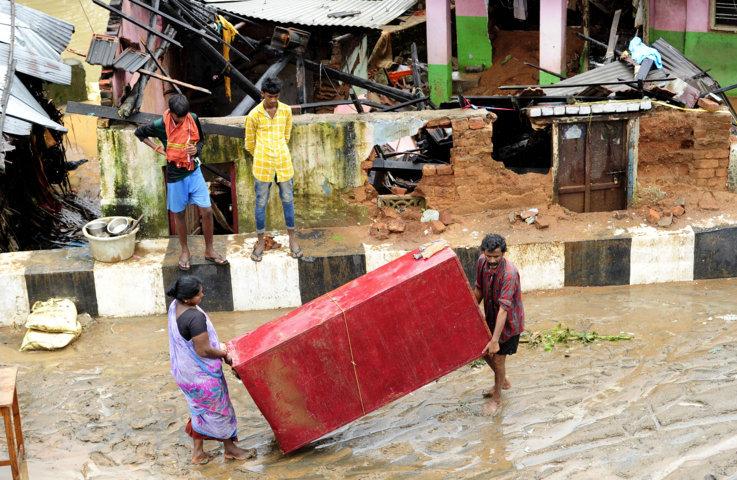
[361,160,373,171]
[451,118,469,132]
[719,158,731,168]
[693,168,715,179]
[647,208,661,224]
[386,218,406,233]
[435,164,454,175]
[369,222,389,240]
[421,174,455,187]
[671,205,686,217]
[425,117,452,128]
[695,158,720,169]
[422,164,437,176]
[468,116,487,130]
[698,148,729,159]
[697,97,721,112]
[390,186,407,195]
[430,220,446,234]
[439,211,455,226]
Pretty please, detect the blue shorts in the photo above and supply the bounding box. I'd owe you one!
[166,167,211,213]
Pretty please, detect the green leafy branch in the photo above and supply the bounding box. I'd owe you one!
[522,323,633,351]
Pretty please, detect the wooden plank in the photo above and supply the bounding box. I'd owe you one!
[0,367,17,407]
[605,9,622,63]
[65,102,245,137]
[138,69,211,94]
[139,37,182,94]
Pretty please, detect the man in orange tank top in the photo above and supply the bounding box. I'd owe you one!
[135,95,228,271]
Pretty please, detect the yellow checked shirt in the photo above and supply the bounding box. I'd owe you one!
[245,101,294,182]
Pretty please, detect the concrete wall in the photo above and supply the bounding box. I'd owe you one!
[98,109,486,237]
[4,222,737,325]
[649,0,737,95]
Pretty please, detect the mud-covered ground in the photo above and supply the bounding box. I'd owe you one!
[2,279,737,479]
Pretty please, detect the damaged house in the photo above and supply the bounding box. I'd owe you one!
[0,2,95,252]
[77,0,736,238]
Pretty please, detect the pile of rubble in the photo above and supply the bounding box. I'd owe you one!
[368,207,455,240]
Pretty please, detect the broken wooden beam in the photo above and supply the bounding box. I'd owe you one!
[139,37,181,94]
[229,55,290,116]
[66,102,245,137]
[635,58,654,81]
[605,9,622,63]
[301,57,415,103]
[91,0,182,48]
[576,32,623,57]
[138,69,211,94]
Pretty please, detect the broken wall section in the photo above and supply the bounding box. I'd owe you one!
[639,105,732,190]
[417,114,552,214]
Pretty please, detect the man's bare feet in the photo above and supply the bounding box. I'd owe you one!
[502,378,511,390]
[483,398,501,416]
[191,452,209,465]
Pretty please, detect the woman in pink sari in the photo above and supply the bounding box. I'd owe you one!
[166,276,251,464]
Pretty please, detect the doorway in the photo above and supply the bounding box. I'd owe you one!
[165,162,238,235]
[554,118,629,212]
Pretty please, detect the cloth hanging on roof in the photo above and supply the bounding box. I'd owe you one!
[513,0,528,21]
[628,36,662,69]
[216,15,239,102]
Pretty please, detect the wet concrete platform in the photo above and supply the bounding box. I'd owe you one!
[1,220,737,325]
[2,279,737,479]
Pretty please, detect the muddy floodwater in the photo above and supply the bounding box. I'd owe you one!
[2,279,737,479]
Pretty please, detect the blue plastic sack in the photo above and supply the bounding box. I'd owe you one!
[628,36,663,69]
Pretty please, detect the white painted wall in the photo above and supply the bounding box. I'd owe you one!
[93,239,169,317]
[363,244,410,272]
[630,227,695,285]
[0,251,32,326]
[507,242,566,292]
[228,235,302,311]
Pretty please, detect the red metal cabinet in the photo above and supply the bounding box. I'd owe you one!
[227,247,490,453]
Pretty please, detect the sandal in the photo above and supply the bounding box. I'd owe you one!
[251,245,263,262]
[178,255,191,271]
[289,246,304,259]
[204,255,229,266]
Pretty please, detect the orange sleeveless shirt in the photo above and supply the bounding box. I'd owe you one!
[163,110,200,171]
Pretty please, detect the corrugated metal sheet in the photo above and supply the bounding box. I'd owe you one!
[0,10,71,85]
[112,47,150,72]
[652,38,720,94]
[0,67,66,135]
[542,61,670,97]
[204,0,418,28]
[87,34,118,66]
[0,1,74,55]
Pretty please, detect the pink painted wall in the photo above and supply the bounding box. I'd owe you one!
[539,0,566,73]
[121,0,162,45]
[427,0,452,65]
[650,0,709,32]
[456,0,487,17]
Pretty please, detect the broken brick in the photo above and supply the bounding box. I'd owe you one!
[697,97,721,112]
[386,218,406,233]
[430,220,446,234]
[439,211,455,226]
[360,160,373,171]
[390,186,407,195]
[451,118,469,132]
[369,222,390,240]
[534,216,550,229]
[698,193,720,211]
[382,207,400,219]
[422,164,437,176]
[435,164,453,175]
[671,205,686,217]
[658,214,674,227]
[425,117,452,128]
[647,208,661,224]
[468,116,487,130]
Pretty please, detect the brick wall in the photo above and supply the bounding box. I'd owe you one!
[639,105,732,189]
[417,113,551,213]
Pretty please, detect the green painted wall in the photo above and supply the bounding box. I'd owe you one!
[98,111,476,237]
[650,28,737,95]
[428,63,453,104]
[456,15,492,70]
[539,70,564,86]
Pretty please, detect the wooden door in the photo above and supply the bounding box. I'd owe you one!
[556,120,628,213]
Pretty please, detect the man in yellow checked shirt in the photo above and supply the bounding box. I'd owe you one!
[244,77,302,261]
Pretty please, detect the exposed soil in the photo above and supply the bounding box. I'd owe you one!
[466,29,585,96]
[2,279,737,478]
